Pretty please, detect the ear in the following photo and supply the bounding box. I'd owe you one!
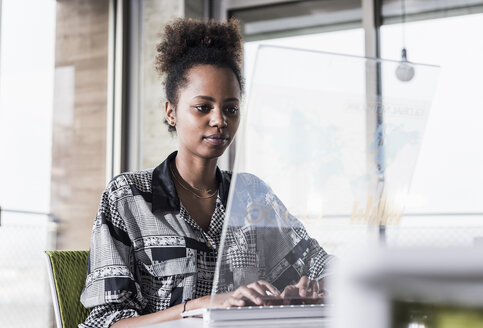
[165,101,176,126]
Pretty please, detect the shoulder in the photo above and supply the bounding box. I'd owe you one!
[233,172,271,191]
[220,169,233,182]
[94,169,155,227]
[219,170,270,189]
[102,168,155,202]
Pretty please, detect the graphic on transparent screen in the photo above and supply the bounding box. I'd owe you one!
[210,46,439,308]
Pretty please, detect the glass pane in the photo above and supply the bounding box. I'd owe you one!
[381,13,483,214]
[0,0,110,326]
[209,46,439,309]
[385,214,483,248]
[0,0,55,213]
[244,28,364,96]
[0,1,56,327]
[0,212,55,327]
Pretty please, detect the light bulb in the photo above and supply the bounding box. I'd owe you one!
[396,48,415,82]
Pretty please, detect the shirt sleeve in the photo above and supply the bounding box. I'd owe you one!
[281,212,336,281]
[304,233,337,281]
[236,173,336,284]
[79,180,146,328]
[267,185,337,281]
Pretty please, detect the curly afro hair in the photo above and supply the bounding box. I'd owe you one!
[155,18,244,132]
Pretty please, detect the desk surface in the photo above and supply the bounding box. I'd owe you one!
[143,317,332,328]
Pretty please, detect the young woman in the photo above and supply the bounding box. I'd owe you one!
[79,18,333,328]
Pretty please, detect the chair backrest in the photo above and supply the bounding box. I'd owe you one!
[44,250,91,328]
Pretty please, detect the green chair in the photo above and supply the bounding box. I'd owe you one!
[44,250,91,328]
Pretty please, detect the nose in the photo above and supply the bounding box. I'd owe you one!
[209,106,227,129]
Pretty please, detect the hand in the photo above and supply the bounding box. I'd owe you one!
[211,280,281,308]
[280,276,325,305]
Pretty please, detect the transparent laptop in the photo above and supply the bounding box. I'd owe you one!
[182,46,439,324]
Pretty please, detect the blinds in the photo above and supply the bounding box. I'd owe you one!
[229,0,483,37]
[382,0,483,23]
[230,0,361,37]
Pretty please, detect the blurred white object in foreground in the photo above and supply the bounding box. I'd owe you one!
[333,246,483,328]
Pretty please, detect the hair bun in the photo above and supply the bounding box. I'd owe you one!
[155,18,242,76]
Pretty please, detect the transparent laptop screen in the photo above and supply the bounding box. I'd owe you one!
[210,46,440,307]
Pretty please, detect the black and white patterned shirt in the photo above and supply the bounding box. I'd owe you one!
[79,151,333,328]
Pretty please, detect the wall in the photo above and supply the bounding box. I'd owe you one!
[139,0,207,169]
[51,0,109,250]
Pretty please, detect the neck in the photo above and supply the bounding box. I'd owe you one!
[174,149,219,191]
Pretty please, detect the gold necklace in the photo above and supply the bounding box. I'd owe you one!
[169,163,218,199]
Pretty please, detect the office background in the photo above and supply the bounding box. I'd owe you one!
[1,0,482,327]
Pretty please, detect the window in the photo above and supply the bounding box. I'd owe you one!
[0,1,56,326]
[381,13,483,248]
[381,13,483,215]
[0,0,111,326]
[234,1,483,250]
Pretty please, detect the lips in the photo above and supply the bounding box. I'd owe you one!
[203,134,229,146]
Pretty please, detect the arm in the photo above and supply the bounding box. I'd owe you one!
[80,184,145,327]
[264,185,335,302]
[111,296,209,327]
[271,193,336,281]
[112,281,281,327]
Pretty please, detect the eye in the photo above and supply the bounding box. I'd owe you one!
[224,105,239,115]
[195,104,212,113]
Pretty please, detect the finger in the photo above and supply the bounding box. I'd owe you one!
[318,277,325,291]
[230,297,246,307]
[297,276,309,297]
[296,275,309,287]
[280,285,298,299]
[247,281,271,298]
[251,282,279,301]
[307,280,319,297]
[235,286,264,305]
[257,280,281,296]
[224,297,245,308]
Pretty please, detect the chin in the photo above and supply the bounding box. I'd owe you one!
[207,148,227,159]
[198,138,233,158]
[199,145,228,160]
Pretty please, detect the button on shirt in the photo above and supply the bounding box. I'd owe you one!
[79,151,333,327]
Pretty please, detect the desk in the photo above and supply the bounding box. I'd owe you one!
[143,317,332,328]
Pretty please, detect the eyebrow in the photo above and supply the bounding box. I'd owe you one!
[193,95,239,102]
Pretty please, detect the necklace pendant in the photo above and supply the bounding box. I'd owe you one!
[170,163,218,199]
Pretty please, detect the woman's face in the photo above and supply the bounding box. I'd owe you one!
[166,65,241,160]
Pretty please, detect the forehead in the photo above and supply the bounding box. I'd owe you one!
[181,65,241,99]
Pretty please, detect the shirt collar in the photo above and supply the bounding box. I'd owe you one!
[151,150,231,213]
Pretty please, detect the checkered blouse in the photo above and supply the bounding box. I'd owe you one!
[79,151,333,328]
